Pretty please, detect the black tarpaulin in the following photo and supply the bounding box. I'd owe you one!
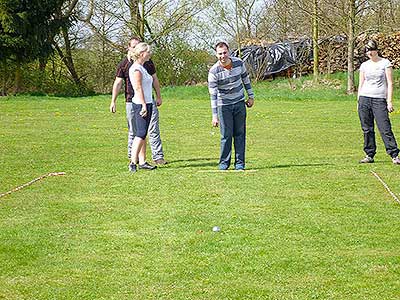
[232,39,312,77]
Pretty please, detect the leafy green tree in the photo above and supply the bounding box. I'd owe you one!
[0,0,65,93]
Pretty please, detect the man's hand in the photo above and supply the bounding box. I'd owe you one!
[245,98,254,108]
[110,102,116,113]
[212,116,219,127]
[388,102,394,113]
[156,97,162,107]
[110,77,123,113]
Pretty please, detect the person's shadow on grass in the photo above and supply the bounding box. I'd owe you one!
[166,157,217,168]
[165,159,333,170]
[253,163,334,170]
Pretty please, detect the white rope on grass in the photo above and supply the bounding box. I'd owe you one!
[371,171,400,205]
[0,172,66,199]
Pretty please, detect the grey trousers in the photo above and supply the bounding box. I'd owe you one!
[358,96,399,158]
[126,102,164,160]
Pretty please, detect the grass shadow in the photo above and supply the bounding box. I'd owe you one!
[166,157,217,169]
[256,163,334,170]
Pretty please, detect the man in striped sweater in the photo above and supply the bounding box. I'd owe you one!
[208,41,255,171]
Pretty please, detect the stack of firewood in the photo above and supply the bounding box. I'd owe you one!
[317,32,400,73]
[356,32,400,68]
[318,36,348,73]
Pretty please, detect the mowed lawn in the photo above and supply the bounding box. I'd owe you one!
[1,79,400,299]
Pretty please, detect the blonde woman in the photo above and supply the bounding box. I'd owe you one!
[128,42,157,172]
[358,40,400,165]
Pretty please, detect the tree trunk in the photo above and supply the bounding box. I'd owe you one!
[38,57,48,91]
[54,25,82,86]
[1,60,7,96]
[140,0,145,38]
[129,0,141,37]
[312,0,319,82]
[347,0,356,94]
[235,0,241,57]
[14,59,22,94]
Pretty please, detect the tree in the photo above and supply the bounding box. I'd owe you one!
[80,0,212,47]
[347,0,356,93]
[312,0,319,81]
[201,0,266,48]
[0,0,66,93]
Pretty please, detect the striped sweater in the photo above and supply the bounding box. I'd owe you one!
[208,56,254,116]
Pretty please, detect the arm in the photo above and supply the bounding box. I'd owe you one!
[241,62,254,108]
[386,67,394,112]
[358,70,365,99]
[110,77,123,113]
[208,71,219,127]
[130,68,148,117]
[152,73,162,106]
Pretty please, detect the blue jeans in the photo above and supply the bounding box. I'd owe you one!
[218,101,247,169]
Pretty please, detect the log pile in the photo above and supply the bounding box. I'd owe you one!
[356,32,400,68]
[317,32,400,73]
[318,36,348,73]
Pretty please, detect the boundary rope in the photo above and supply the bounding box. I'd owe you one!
[0,172,66,199]
[371,171,400,205]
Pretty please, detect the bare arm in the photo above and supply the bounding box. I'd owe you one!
[386,67,394,112]
[132,70,148,117]
[152,73,162,106]
[358,71,365,99]
[110,77,123,113]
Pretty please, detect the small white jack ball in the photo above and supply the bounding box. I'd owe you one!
[212,226,221,232]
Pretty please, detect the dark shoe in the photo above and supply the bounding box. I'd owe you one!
[129,162,137,173]
[392,156,400,165]
[359,156,374,163]
[154,158,168,165]
[235,166,245,171]
[139,162,157,170]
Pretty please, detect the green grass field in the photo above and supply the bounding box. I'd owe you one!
[1,76,400,299]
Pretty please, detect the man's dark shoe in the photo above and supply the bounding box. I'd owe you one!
[139,162,157,170]
[154,158,168,165]
[128,162,137,172]
[359,156,374,164]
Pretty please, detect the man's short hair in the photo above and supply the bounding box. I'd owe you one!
[129,36,142,45]
[215,41,229,50]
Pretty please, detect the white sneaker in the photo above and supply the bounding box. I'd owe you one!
[392,157,400,165]
[359,156,374,163]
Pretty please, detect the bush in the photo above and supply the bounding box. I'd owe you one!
[152,39,212,86]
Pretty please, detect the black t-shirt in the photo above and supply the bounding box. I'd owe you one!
[115,58,156,102]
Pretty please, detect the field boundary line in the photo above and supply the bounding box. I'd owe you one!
[0,172,66,199]
[371,171,400,205]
